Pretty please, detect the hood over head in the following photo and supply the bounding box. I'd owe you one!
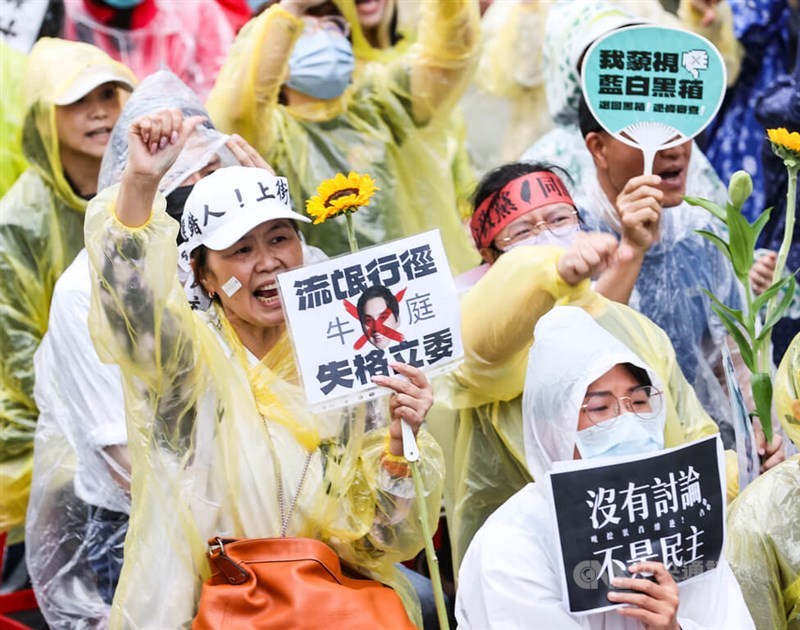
[523,306,664,480]
[22,37,136,211]
[98,70,237,194]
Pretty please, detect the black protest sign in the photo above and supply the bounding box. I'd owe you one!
[548,436,724,615]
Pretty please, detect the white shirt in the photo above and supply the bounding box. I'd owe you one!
[34,249,130,513]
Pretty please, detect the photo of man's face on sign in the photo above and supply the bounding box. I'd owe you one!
[356,285,403,350]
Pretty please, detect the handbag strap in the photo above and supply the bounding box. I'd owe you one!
[263,415,313,537]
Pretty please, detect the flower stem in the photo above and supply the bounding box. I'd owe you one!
[760,163,798,374]
[410,462,450,630]
[344,212,359,254]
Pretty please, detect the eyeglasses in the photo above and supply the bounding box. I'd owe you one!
[302,15,351,38]
[580,385,663,426]
[494,209,579,248]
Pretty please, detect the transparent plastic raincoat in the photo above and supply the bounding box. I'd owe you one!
[726,334,800,630]
[435,245,732,576]
[455,306,754,629]
[573,177,744,449]
[25,71,237,629]
[0,38,135,535]
[62,0,235,101]
[521,0,738,209]
[84,186,445,628]
[206,0,479,273]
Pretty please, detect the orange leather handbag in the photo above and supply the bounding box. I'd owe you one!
[192,536,417,630]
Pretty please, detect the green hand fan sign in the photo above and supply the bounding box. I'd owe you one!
[581,26,726,174]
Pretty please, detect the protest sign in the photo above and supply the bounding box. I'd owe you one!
[277,230,463,410]
[721,342,759,492]
[547,435,725,615]
[581,25,726,174]
[0,0,49,53]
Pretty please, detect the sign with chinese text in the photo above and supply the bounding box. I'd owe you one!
[0,0,49,53]
[581,26,725,153]
[277,230,463,409]
[547,435,725,615]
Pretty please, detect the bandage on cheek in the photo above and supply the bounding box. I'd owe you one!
[221,276,242,297]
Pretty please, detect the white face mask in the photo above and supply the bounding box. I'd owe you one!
[502,224,580,252]
[574,411,665,460]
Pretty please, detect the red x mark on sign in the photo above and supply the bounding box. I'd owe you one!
[343,288,406,350]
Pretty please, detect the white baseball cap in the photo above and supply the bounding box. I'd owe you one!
[54,59,136,106]
[179,166,311,257]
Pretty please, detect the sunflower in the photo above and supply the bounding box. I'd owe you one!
[305,172,378,225]
[767,128,800,164]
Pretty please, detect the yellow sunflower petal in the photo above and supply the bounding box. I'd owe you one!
[767,127,800,160]
[304,172,380,224]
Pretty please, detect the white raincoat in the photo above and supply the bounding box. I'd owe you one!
[456,306,754,629]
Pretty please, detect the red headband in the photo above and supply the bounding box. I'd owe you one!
[470,172,575,249]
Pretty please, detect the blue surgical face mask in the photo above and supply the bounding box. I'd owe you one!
[502,224,580,252]
[574,411,665,460]
[101,0,144,9]
[286,30,355,100]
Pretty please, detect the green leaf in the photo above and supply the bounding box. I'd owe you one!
[751,372,774,442]
[725,201,754,277]
[751,273,796,315]
[695,229,733,266]
[709,303,756,372]
[700,288,746,328]
[758,274,797,340]
[684,196,726,222]
[751,207,773,244]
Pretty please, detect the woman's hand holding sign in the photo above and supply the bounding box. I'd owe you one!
[372,362,433,457]
[608,561,680,630]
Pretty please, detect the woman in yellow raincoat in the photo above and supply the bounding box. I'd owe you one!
[0,38,135,535]
[206,0,479,273]
[726,334,800,629]
[85,110,444,628]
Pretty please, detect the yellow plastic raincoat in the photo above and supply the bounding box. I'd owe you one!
[84,186,444,628]
[434,245,730,576]
[336,0,477,221]
[0,38,135,535]
[726,334,800,630]
[0,42,28,198]
[206,0,479,273]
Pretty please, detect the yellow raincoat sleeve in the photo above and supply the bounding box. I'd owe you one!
[726,335,800,630]
[403,0,480,125]
[205,5,302,157]
[456,246,587,403]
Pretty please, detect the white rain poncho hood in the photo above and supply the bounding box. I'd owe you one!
[98,70,237,197]
[523,306,665,481]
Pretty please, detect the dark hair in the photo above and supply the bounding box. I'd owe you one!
[622,362,652,388]
[356,284,399,324]
[472,161,576,253]
[578,95,604,138]
[38,0,65,38]
[472,161,574,211]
